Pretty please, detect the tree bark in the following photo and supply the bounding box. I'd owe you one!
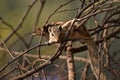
[66,42,76,80]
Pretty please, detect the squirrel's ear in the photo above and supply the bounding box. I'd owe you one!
[58,25,62,31]
[32,27,42,35]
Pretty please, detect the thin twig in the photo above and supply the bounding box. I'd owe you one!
[0,17,28,47]
[2,0,38,44]
[45,0,74,24]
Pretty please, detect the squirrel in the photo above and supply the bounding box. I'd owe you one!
[33,20,90,44]
[33,20,106,80]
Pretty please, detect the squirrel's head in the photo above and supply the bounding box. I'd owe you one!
[46,22,63,43]
[32,22,64,43]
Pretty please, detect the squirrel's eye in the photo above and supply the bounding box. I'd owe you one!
[51,33,54,36]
